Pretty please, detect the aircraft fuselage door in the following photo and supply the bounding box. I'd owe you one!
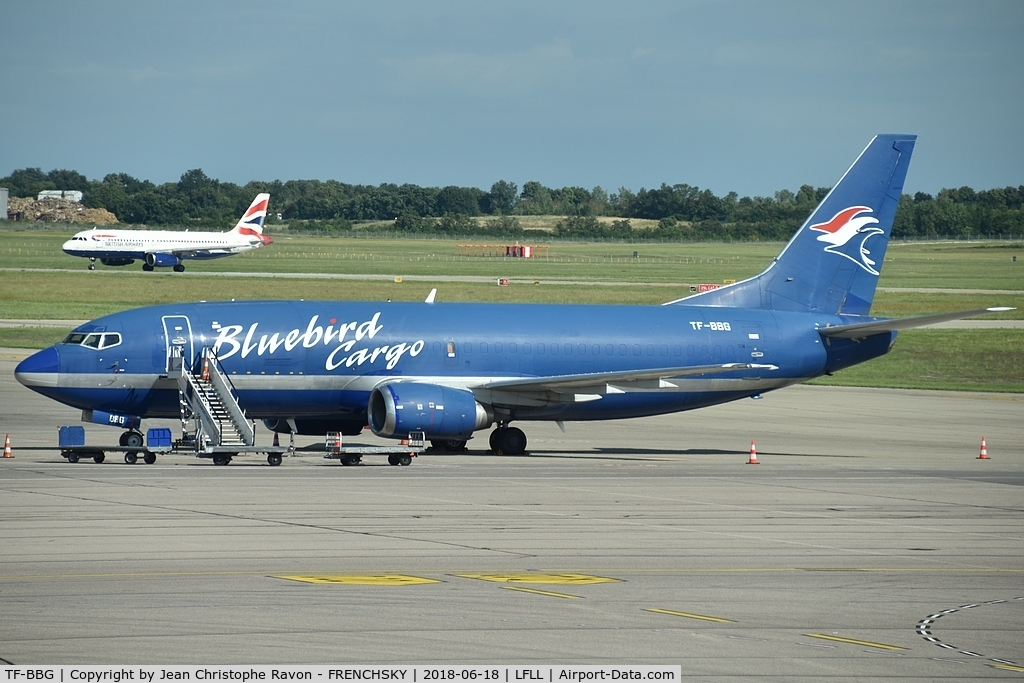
[162,315,194,374]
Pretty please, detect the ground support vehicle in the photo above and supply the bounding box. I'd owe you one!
[324,430,425,466]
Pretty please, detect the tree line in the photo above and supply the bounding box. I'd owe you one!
[3,166,1022,241]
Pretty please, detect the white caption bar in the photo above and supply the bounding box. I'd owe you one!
[3,667,681,683]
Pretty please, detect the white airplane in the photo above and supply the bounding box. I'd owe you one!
[62,193,272,272]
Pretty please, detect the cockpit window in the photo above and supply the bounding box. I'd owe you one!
[61,332,122,350]
[99,333,121,349]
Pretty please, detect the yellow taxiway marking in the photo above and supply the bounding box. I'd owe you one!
[990,663,1024,673]
[3,568,1023,581]
[275,574,440,585]
[457,573,620,584]
[805,633,905,651]
[502,586,581,599]
[645,608,734,623]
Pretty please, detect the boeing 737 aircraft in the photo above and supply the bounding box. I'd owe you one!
[16,136,1010,460]
[62,193,272,272]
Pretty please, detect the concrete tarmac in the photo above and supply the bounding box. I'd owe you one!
[1,351,1023,678]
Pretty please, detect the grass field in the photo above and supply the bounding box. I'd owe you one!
[1,228,1022,392]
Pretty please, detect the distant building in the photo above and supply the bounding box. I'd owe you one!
[37,190,83,202]
[1,188,8,220]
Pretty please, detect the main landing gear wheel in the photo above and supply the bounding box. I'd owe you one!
[490,427,527,456]
[119,431,144,448]
[142,263,154,272]
[173,264,185,272]
[267,453,282,467]
[124,452,138,464]
[430,439,467,453]
[213,454,233,466]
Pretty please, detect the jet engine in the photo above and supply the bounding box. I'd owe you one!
[99,257,135,266]
[368,382,492,439]
[145,253,182,268]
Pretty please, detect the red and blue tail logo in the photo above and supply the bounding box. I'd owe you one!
[671,134,915,316]
[231,193,272,244]
[810,205,883,276]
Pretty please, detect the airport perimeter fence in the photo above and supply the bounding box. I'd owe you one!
[1,221,1022,245]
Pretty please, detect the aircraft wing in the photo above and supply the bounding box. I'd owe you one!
[163,246,237,258]
[164,248,203,258]
[476,363,778,402]
[818,307,1014,339]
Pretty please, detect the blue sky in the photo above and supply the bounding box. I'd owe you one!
[2,0,1021,197]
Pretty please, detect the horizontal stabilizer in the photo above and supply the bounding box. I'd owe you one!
[818,307,1014,339]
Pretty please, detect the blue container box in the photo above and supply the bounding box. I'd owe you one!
[58,425,86,447]
[147,428,172,448]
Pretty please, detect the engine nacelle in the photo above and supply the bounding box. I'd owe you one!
[82,409,141,430]
[368,383,492,439]
[99,257,135,266]
[145,252,182,267]
[263,418,364,436]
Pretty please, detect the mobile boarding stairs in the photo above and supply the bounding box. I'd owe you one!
[58,348,425,467]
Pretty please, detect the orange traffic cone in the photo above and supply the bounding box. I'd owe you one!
[3,433,12,459]
[978,436,989,460]
[747,439,759,464]
[272,432,280,447]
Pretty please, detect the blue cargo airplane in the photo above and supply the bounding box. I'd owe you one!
[15,135,1009,457]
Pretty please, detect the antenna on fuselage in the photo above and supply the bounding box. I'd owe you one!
[425,288,437,303]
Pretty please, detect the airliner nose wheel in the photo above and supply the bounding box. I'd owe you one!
[490,427,527,455]
[119,430,144,448]
[88,258,96,270]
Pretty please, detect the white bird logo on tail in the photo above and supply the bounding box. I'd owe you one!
[809,206,884,275]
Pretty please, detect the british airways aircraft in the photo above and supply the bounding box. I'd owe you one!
[16,136,1009,457]
[61,193,272,272]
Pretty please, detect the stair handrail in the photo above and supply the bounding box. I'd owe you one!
[176,365,223,448]
[200,348,255,446]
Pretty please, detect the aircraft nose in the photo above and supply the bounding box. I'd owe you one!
[15,346,60,387]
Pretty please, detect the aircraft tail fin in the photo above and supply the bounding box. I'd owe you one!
[670,134,916,316]
[230,193,272,244]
